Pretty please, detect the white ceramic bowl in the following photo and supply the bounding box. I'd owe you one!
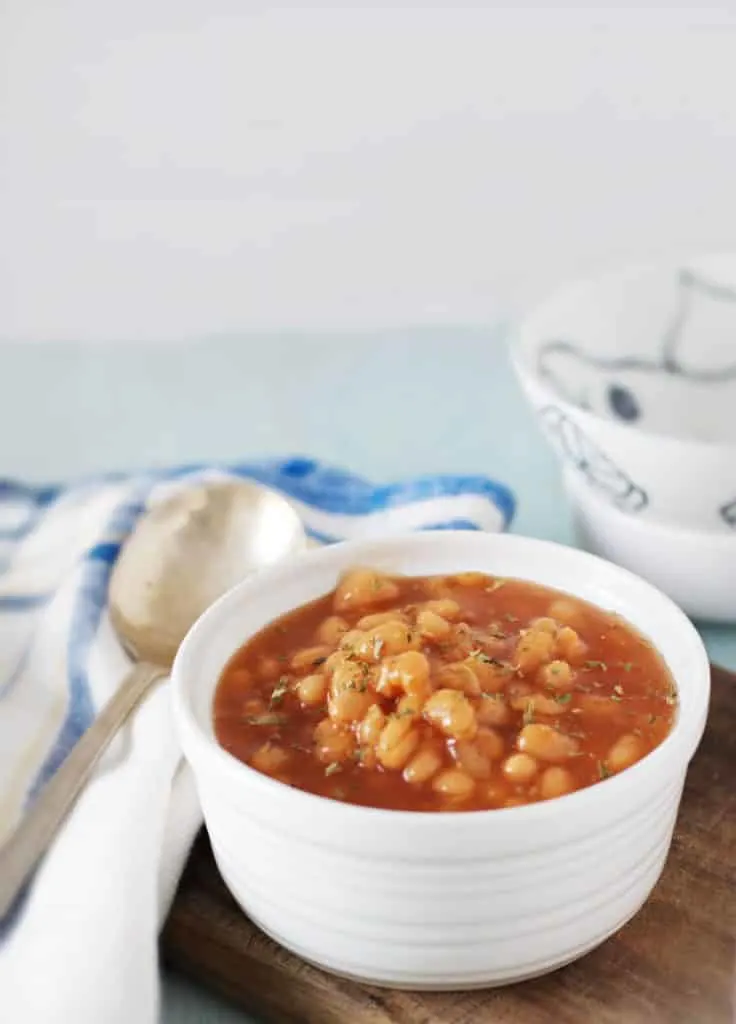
[565,469,736,623]
[172,530,709,990]
[511,253,736,620]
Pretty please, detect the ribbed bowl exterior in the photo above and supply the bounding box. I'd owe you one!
[173,532,710,989]
[194,770,683,987]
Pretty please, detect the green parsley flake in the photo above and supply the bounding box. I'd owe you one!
[598,760,611,780]
[325,762,342,776]
[585,660,608,671]
[245,713,288,727]
[523,700,535,726]
[472,650,508,670]
[555,693,573,705]
[269,678,289,706]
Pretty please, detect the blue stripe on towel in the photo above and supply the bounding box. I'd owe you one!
[0,482,62,540]
[421,519,482,531]
[306,518,483,546]
[25,486,154,804]
[0,595,49,611]
[238,459,517,524]
[12,459,516,527]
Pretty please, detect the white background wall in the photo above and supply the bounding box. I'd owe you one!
[2,2,736,342]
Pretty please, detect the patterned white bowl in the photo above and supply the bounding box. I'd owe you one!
[171,531,709,989]
[512,255,736,533]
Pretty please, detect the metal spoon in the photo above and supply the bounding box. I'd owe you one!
[0,479,306,917]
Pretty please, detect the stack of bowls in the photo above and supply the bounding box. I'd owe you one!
[511,253,736,623]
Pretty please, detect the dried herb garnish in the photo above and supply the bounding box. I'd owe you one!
[523,700,535,726]
[345,672,369,694]
[555,693,572,705]
[469,648,502,666]
[325,762,342,776]
[269,677,289,706]
[245,713,288,726]
[598,760,611,780]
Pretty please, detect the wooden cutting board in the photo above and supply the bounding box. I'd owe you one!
[161,664,736,1024]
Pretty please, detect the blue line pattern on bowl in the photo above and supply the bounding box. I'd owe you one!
[536,268,736,430]
[539,407,648,513]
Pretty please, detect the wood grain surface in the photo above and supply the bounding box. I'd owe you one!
[162,665,736,1024]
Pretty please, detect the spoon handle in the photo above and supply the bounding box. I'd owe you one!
[0,661,167,920]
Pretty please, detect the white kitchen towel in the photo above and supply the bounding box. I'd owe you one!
[0,456,515,1024]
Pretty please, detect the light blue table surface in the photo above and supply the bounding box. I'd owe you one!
[0,327,731,1023]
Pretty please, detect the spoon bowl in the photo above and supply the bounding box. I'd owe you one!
[109,479,307,666]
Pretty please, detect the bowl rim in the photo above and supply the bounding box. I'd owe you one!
[171,530,711,829]
[510,252,736,454]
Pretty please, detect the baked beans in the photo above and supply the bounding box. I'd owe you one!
[213,569,677,811]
